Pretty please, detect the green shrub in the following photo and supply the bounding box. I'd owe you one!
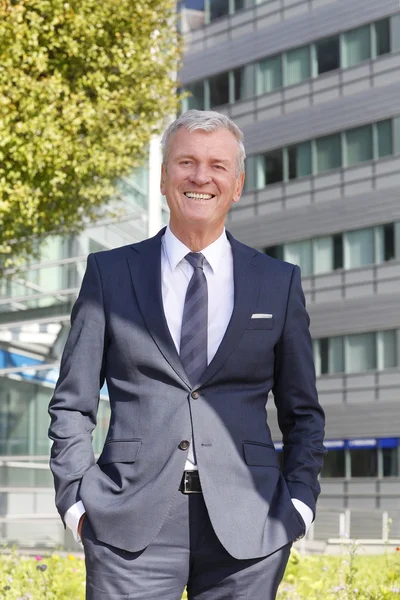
[0,548,398,599]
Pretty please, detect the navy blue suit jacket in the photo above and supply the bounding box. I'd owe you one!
[48,229,325,558]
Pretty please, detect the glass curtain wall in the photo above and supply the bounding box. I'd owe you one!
[0,378,110,458]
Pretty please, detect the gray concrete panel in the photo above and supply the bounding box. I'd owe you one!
[268,396,400,439]
[308,293,400,337]
[228,182,400,247]
[241,82,400,154]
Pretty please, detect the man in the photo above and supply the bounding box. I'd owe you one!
[49,109,325,599]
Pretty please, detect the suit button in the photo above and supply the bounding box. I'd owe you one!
[191,391,199,399]
[179,440,190,451]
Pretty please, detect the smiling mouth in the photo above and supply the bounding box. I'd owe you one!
[184,192,215,199]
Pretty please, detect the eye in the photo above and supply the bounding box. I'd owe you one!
[214,164,225,170]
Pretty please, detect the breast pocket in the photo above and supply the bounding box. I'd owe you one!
[245,318,274,330]
[97,439,142,465]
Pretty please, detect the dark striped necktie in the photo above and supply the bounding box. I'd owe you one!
[180,252,208,386]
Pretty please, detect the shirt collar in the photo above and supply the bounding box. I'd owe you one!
[163,225,230,274]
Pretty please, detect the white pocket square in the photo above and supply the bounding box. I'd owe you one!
[251,313,273,319]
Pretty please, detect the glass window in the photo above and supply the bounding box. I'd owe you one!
[375,19,391,56]
[209,0,229,21]
[383,448,398,476]
[321,450,345,477]
[342,25,371,68]
[185,81,204,110]
[345,125,373,166]
[234,65,255,101]
[316,133,342,173]
[316,36,340,75]
[346,332,376,373]
[375,224,385,264]
[209,72,230,107]
[318,337,345,375]
[329,337,345,373]
[384,223,395,261]
[319,338,329,374]
[333,233,344,269]
[285,46,310,86]
[313,235,333,275]
[377,119,393,158]
[381,330,397,369]
[256,55,282,95]
[234,67,245,102]
[261,150,283,186]
[284,240,312,276]
[288,141,312,180]
[394,117,400,155]
[264,245,284,260]
[396,223,400,259]
[243,155,257,191]
[344,227,374,269]
[351,448,378,477]
[392,14,400,51]
[234,0,244,10]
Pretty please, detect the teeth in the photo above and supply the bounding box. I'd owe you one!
[185,192,214,199]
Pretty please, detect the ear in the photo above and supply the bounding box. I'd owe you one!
[160,164,166,195]
[232,172,245,204]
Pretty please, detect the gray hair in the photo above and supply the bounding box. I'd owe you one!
[161,109,246,176]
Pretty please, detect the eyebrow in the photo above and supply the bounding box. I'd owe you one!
[174,154,232,166]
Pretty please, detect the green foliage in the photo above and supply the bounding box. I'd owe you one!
[0,552,86,599]
[0,0,180,273]
[279,547,400,600]
[0,550,399,599]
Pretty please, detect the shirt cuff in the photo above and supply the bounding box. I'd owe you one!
[64,500,86,543]
[291,498,313,536]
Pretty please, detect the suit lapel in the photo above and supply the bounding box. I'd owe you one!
[126,229,262,390]
[195,232,262,388]
[126,229,191,389]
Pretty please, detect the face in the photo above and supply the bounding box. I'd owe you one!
[160,127,244,236]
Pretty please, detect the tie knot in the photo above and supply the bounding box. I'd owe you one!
[185,252,205,270]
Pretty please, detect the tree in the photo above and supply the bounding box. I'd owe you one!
[0,0,180,273]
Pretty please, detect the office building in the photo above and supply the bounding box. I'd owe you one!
[0,155,167,547]
[180,0,400,520]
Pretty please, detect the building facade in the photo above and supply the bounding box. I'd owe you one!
[180,0,400,514]
[0,162,168,547]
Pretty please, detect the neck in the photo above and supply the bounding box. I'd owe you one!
[169,222,224,252]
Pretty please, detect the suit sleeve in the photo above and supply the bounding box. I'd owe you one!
[48,253,107,523]
[272,265,326,516]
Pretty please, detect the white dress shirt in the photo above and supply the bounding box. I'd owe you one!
[65,225,313,541]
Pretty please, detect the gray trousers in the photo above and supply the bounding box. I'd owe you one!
[82,490,292,600]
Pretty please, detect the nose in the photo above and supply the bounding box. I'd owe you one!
[189,164,212,185]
